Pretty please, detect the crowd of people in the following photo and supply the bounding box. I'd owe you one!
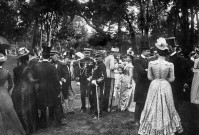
[0,36,198,135]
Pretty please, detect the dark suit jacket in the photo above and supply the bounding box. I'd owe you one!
[54,61,72,99]
[134,56,150,103]
[169,53,186,101]
[34,61,61,108]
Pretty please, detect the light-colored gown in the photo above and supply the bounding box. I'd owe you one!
[138,59,183,135]
[191,58,199,104]
[120,63,135,112]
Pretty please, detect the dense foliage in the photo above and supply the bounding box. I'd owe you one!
[1,0,199,53]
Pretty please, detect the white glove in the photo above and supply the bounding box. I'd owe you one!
[61,78,66,83]
[91,80,97,85]
[76,82,80,86]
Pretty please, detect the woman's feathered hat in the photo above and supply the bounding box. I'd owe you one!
[155,37,169,50]
[18,47,29,58]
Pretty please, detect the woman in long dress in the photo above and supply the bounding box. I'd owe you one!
[0,50,26,135]
[120,55,136,112]
[12,47,37,134]
[191,50,199,104]
[138,38,183,135]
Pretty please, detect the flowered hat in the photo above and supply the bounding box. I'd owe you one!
[18,47,29,58]
[155,37,169,50]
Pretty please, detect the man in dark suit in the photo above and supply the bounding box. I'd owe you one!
[34,47,64,128]
[51,51,73,115]
[134,41,151,125]
[168,43,187,111]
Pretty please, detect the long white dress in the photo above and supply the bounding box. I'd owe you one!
[120,63,135,112]
[191,58,199,104]
[138,59,183,135]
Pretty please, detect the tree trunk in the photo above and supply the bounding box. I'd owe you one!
[125,15,137,53]
[190,7,194,51]
[197,10,199,45]
[32,14,39,51]
[181,2,189,51]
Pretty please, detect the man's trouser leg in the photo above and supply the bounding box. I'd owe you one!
[134,103,144,123]
[80,83,87,111]
[103,78,111,112]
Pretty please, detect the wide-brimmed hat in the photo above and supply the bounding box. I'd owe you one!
[75,52,84,59]
[18,47,29,58]
[155,37,169,50]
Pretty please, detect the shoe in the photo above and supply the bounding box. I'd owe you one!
[93,116,99,119]
[55,121,67,127]
[67,111,76,115]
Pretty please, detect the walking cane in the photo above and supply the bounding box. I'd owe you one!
[95,83,100,120]
[109,79,115,112]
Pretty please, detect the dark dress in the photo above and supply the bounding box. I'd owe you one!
[0,68,26,135]
[12,63,38,134]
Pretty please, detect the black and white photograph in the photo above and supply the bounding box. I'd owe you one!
[0,0,198,134]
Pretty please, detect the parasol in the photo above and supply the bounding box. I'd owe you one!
[0,36,11,50]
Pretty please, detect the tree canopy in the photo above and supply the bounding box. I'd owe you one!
[1,0,199,54]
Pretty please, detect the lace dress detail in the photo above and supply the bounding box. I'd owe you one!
[191,58,199,104]
[138,60,183,135]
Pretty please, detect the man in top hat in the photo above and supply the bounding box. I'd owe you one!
[76,49,94,113]
[103,48,115,112]
[133,41,151,125]
[34,46,64,128]
[166,37,187,111]
[90,51,107,119]
[50,50,72,115]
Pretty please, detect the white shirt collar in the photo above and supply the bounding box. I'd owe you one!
[170,51,176,56]
[0,66,2,68]
[141,54,146,59]
[43,59,49,62]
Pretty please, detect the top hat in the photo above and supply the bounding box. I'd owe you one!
[165,37,178,47]
[42,46,51,59]
[139,41,149,51]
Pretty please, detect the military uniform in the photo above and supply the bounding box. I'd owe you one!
[90,52,107,117]
[77,57,94,112]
